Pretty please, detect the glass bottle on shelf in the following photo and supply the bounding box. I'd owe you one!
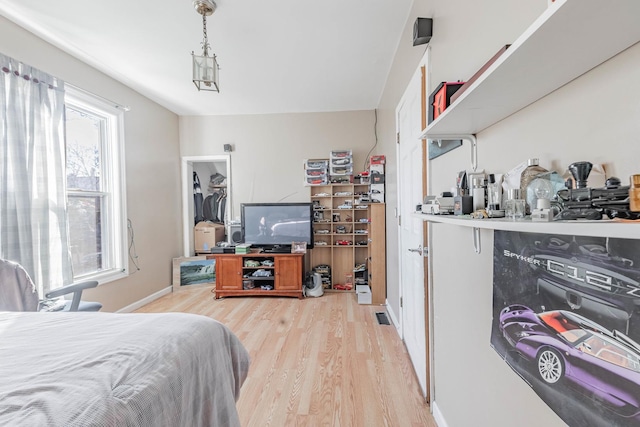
[505,188,525,220]
[486,174,504,218]
[520,158,548,215]
[472,177,485,212]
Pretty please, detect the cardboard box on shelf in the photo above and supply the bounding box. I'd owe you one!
[370,183,385,192]
[194,221,225,252]
[370,193,385,203]
[370,164,385,175]
[371,172,385,184]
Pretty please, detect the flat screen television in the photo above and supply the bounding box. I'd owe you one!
[241,202,314,250]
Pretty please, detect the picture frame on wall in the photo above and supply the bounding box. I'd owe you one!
[172,256,215,291]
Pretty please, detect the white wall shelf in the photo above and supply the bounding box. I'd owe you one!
[413,212,640,239]
[420,0,640,139]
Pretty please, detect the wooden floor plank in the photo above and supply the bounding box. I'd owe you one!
[136,286,436,427]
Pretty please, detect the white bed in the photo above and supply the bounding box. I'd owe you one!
[0,311,250,426]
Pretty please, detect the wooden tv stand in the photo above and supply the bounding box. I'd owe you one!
[207,252,304,299]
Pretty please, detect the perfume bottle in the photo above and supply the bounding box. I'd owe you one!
[486,174,504,218]
[472,177,485,211]
[505,188,525,220]
[487,174,501,210]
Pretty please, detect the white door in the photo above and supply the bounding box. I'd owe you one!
[396,61,427,397]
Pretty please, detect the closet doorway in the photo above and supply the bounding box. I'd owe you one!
[181,155,232,256]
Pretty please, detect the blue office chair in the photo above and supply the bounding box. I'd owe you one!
[0,258,102,312]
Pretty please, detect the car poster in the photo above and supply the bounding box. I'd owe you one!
[491,230,640,427]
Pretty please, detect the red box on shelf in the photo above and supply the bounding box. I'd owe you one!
[428,81,465,124]
[370,155,386,165]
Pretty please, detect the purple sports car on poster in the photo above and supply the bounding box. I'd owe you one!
[499,304,640,420]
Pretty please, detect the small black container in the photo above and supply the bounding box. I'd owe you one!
[453,195,473,215]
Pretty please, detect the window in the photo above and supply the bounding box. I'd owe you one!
[65,87,127,282]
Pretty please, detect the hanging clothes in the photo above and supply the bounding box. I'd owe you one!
[202,192,218,222]
[203,188,226,223]
[193,172,204,223]
[202,173,227,223]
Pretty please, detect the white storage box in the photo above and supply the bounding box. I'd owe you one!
[306,176,328,186]
[356,284,372,305]
[331,157,352,166]
[306,170,327,179]
[304,158,330,186]
[330,165,353,176]
[305,159,329,169]
[330,149,352,159]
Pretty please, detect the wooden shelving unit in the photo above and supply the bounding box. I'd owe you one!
[310,183,386,304]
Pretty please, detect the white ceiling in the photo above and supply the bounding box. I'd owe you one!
[0,0,413,116]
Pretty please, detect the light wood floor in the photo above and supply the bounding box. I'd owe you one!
[136,287,436,427]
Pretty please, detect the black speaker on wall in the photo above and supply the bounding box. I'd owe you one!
[228,224,242,244]
[413,17,433,46]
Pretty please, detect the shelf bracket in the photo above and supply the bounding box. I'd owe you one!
[429,134,478,171]
[472,227,481,254]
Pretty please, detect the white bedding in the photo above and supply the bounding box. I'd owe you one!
[0,311,250,427]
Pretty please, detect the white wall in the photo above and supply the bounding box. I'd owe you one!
[375,0,546,322]
[429,43,640,427]
[179,111,378,217]
[396,1,640,426]
[0,15,182,312]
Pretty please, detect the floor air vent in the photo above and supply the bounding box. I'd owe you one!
[375,312,390,325]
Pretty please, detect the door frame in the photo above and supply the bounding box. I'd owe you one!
[181,155,231,257]
[395,47,432,402]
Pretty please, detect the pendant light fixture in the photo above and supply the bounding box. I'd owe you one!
[192,0,220,92]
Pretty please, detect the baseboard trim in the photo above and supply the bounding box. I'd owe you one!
[116,286,172,313]
[385,299,402,335]
[432,401,448,427]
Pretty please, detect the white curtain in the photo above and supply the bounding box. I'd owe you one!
[0,53,72,294]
